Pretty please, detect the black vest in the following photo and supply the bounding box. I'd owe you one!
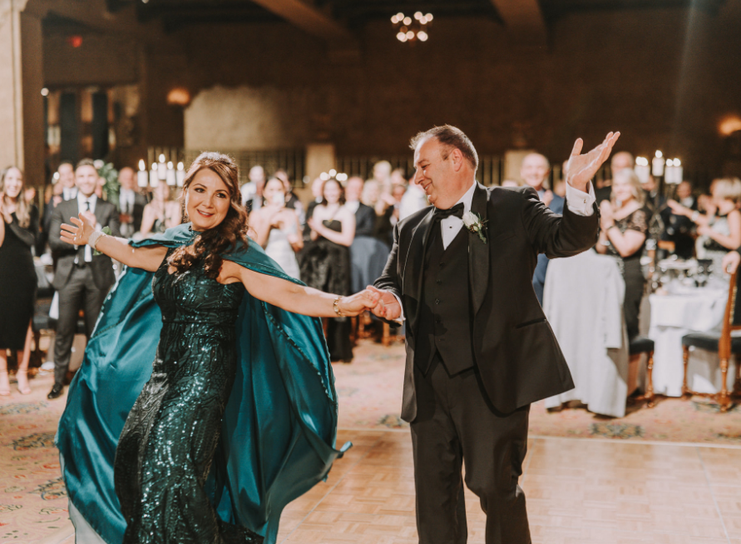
[416,224,475,375]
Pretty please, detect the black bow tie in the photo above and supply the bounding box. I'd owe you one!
[433,202,464,221]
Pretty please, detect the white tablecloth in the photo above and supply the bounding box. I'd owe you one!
[648,286,735,396]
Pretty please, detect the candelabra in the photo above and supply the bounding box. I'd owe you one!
[391,11,433,43]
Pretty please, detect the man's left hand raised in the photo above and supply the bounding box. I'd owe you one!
[566,132,621,192]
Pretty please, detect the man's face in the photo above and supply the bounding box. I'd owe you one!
[520,154,550,190]
[118,167,135,191]
[676,181,692,200]
[345,177,364,202]
[413,137,456,208]
[75,165,98,197]
[58,164,75,189]
[611,152,634,173]
[249,166,265,184]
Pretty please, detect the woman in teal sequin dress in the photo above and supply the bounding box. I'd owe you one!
[57,152,378,544]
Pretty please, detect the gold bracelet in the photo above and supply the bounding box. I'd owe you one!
[333,296,344,317]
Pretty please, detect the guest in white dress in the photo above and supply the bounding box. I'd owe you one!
[250,177,303,279]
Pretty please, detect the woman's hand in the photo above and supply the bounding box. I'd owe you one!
[307,217,320,234]
[60,214,96,246]
[599,200,614,230]
[667,199,685,215]
[337,289,381,317]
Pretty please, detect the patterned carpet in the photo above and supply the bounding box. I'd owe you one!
[2,339,740,542]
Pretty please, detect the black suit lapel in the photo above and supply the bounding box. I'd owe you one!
[468,184,490,317]
[404,207,436,329]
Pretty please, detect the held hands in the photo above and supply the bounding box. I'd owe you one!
[566,132,621,192]
[365,285,402,321]
[60,213,96,247]
[337,288,382,317]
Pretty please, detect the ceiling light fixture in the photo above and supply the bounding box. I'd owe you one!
[391,11,433,44]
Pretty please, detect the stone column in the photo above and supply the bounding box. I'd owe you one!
[0,0,44,188]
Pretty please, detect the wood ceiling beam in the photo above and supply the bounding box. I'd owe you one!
[248,0,353,43]
[489,0,547,46]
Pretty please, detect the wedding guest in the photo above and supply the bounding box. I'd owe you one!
[301,178,356,362]
[596,151,634,204]
[0,167,38,395]
[250,177,302,279]
[241,165,266,212]
[662,180,697,259]
[370,160,392,191]
[59,161,77,201]
[399,175,428,221]
[363,179,395,247]
[303,176,325,239]
[668,177,741,273]
[41,163,75,256]
[274,169,304,217]
[344,176,375,237]
[521,152,564,304]
[595,168,648,340]
[140,183,182,237]
[117,167,146,238]
[47,159,121,399]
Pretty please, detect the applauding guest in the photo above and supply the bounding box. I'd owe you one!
[301,178,356,362]
[140,183,181,237]
[595,168,648,341]
[250,177,303,279]
[0,167,39,395]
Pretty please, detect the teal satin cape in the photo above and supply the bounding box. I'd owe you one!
[56,224,349,544]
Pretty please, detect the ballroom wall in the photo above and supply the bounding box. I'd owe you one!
[41,2,741,179]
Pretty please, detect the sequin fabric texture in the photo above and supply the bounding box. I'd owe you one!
[113,249,263,544]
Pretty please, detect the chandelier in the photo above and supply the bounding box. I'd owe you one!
[391,11,433,43]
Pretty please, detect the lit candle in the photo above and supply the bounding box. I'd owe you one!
[137,160,148,187]
[166,161,176,186]
[673,159,683,185]
[150,163,159,187]
[652,150,665,177]
[176,162,185,187]
[634,157,650,184]
[157,154,167,181]
[665,159,676,184]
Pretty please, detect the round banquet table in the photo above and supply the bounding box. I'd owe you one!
[648,284,737,397]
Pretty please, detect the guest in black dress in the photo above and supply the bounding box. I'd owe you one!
[300,178,356,361]
[0,166,38,395]
[595,168,648,341]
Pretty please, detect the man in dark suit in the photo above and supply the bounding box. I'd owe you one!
[47,159,120,399]
[344,176,376,237]
[520,152,565,304]
[117,166,146,237]
[369,125,619,544]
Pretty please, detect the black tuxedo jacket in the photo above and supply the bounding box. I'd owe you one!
[118,192,147,233]
[375,183,599,420]
[49,198,121,291]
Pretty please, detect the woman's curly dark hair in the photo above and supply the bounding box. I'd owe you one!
[168,152,249,279]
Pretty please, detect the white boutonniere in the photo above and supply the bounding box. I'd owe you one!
[462,211,488,244]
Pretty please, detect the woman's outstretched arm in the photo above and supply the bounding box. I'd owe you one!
[60,214,168,272]
[219,259,378,318]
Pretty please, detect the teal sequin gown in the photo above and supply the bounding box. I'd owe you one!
[114,250,261,544]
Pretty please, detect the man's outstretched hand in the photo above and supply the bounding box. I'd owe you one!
[365,285,402,321]
[566,132,621,192]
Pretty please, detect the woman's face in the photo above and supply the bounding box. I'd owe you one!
[263,179,286,206]
[323,180,341,205]
[154,183,170,202]
[186,168,232,231]
[3,168,23,199]
[612,176,634,204]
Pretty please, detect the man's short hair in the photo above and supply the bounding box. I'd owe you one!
[58,160,74,171]
[410,125,479,171]
[76,158,96,171]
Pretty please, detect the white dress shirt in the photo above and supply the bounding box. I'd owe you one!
[392,181,596,320]
[76,193,98,263]
[119,189,135,215]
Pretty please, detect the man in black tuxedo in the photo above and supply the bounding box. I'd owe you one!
[47,159,120,399]
[117,166,146,237]
[370,125,619,543]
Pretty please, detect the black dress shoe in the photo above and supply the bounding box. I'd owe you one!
[47,384,64,400]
